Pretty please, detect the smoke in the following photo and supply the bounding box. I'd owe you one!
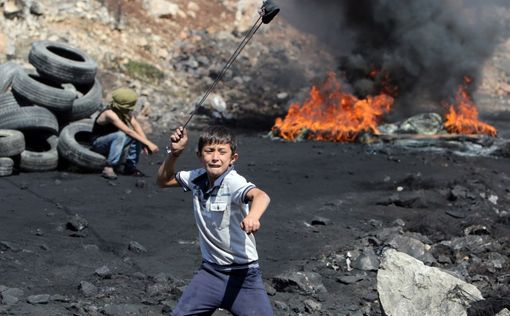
[277,0,510,117]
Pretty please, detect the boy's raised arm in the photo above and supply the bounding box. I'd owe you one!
[156,127,188,188]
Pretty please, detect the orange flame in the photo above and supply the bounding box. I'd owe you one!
[272,72,394,142]
[444,77,496,137]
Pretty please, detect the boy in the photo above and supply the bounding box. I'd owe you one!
[91,87,159,179]
[157,126,274,316]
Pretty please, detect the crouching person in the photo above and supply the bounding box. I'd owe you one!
[91,87,159,179]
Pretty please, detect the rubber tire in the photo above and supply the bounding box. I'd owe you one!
[11,69,76,113]
[0,129,25,157]
[0,92,21,115]
[0,106,59,134]
[20,134,58,172]
[0,157,14,177]
[57,121,106,171]
[60,78,103,122]
[0,62,22,92]
[28,40,97,85]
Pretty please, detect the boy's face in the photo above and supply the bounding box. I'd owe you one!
[198,142,238,181]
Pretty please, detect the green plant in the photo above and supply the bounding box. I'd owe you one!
[125,60,164,83]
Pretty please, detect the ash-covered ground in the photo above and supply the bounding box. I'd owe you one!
[1,126,510,315]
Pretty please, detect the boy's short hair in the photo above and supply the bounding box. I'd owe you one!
[198,126,237,154]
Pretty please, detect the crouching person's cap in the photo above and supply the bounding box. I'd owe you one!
[111,87,138,110]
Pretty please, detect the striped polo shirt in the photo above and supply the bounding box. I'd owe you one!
[176,167,259,266]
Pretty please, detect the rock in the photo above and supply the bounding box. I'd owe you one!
[449,185,470,201]
[337,274,366,284]
[377,191,429,208]
[363,290,379,302]
[496,308,510,316]
[387,235,435,263]
[274,300,288,311]
[234,0,260,32]
[272,271,327,295]
[79,281,97,297]
[0,293,19,306]
[304,299,321,313]
[352,248,379,271]
[377,249,483,316]
[488,194,498,205]
[310,216,331,226]
[464,225,490,236]
[143,0,179,19]
[30,1,44,15]
[368,219,383,227]
[198,94,232,120]
[187,2,199,11]
[277,92,289,100]
[49,294,70,302]
[102,304,145,315]
[0,287,24,306]
[264,281,276,296]
[393,218,406,227]
[487,252,507,270]
[161,300,175,314]
[0,241,21,252]
[66,214,88,231]
[128,241,147,253]
[3,0,23,18]
[94,265,112,279]
[440,235,496,255]
[152,272,173,283]
[27,294,50,304]
[145,282,172,297]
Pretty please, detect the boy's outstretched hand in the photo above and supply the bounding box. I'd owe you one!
[169,127,188,157]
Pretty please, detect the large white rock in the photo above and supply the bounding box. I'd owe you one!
[497,308,510,316]
[235,0,260,32]
[377,249,483,316]
[143,0,179,19]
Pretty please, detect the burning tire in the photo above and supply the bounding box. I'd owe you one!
[20,133,58,172]
[28,40,97,85]
[0,62,22,92]
[11,69,76,113]
[57,121,106,171]
[0,157,14,177]
[60,78,103,122]
[0,106,59,134]
[0,129,25,157]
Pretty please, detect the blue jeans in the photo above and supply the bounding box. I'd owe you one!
[92,131,140,168]
[172,262,274,316]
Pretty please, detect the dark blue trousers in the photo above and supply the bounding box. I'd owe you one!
[171,262,274,316]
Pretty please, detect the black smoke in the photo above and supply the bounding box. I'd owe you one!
[277,0,510,118]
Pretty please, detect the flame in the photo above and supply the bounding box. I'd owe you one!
[444,77,496,137]
[272,72,394,142]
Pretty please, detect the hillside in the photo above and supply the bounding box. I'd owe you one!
[0,0,337,133]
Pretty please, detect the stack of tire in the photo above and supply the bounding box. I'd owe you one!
[0,40,107,177]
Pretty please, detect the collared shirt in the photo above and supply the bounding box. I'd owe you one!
[176,167,258,266]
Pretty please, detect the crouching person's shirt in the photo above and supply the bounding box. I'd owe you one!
[176,167,258,266]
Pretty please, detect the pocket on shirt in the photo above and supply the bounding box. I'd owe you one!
[209,201,230,230]
[210,202,227,212]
